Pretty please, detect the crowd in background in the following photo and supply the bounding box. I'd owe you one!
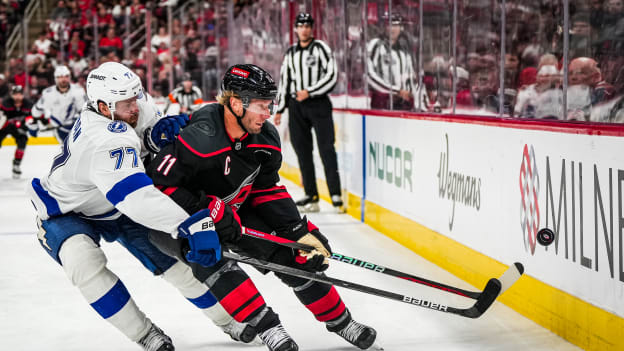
[1,0,624,124]
[1,0,222,109]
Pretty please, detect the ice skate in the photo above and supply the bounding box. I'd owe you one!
[328,311,377,350]
[331,194,345,213]
[11,163,21,179]
[259,324,298,351]
[137,323,174,351]
[295,195,319,213]
[220,318,260,344]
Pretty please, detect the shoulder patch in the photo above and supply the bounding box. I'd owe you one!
[195,121,215,136]
[107,121,128,133]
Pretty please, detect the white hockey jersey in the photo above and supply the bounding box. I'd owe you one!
[32,83,88,128]
[27,93,188,236]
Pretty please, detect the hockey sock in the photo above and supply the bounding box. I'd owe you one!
[161,261,232,326]
[204,261,266,323]
[59,235,152,341]
[13,149,24,164]
[293,280,347,323]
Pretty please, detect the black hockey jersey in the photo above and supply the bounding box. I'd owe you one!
[1,96,33,129]
[147,103,304,241]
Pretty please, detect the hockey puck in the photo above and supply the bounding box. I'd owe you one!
[537,228,555,246]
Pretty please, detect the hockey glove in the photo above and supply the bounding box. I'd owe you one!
[25,116,38,137]
[146,113,189,152]
[290,217,332,272]
[204,195,243,243]
[177,209,222,267]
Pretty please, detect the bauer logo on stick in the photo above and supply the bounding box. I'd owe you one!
[537,228,555,246]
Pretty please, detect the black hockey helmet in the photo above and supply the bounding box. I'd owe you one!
[295,12,314,27]
[221,64,277,104]
[221,64,278,133]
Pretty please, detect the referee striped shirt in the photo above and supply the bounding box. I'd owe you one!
[276,39,337,113]
[366,37,428,110]
[165,86,204,114]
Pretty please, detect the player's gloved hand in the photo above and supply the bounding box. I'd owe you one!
[147,113,189,152]
[288,217,332,271]
[25,116,39,137]
[296,230,332,271]
[204,195,242,243]
[177,209,222,267]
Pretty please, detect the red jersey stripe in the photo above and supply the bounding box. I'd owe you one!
[250,192,292,207]
[247,144,281,152]
[179,136,232,158]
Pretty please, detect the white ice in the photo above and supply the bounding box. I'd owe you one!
[0,145,579,351]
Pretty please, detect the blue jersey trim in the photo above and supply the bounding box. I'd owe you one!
[106,173,153,206]
[76,208,120,220]
[90,279,131,319]
[31,178,62,217]
[187,291,218,309]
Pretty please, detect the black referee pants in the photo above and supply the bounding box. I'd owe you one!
[288,96,341,198]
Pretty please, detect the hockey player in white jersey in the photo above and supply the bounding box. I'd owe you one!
[27,62,255,351]
[31,65,88,142]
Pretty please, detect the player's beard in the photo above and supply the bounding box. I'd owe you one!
[114,111,139,127]
[57,82,70,92]
[241,115,264,134]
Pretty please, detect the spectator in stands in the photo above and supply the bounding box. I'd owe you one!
[533,65,563,119]
[470,68,500,114]
[570,13,593,59]
[567,57,616,120]
[67,31,86,59]
[538,53,560,70]
[99,27,123,56]
[49,0,70,22]
[96,3,114,30]
[68,51,89,77]
[151,26,171,49]
[34,30,53,55]
[0,74,8,97]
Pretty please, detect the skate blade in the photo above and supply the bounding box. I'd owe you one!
[249,336,264,346]
[365,343,384,351]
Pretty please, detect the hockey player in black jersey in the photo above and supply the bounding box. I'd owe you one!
[0,85,35,178]
[147,64,377,351]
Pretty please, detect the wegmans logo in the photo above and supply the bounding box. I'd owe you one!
[437,134,481,231]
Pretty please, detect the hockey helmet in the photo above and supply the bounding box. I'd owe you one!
[295,12,314,27]
[86,62,143,113]
[54,65,71,78]
[221,64,277,108]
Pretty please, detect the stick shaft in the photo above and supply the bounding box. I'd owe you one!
[242,227,481,299]
[223,251,497,318]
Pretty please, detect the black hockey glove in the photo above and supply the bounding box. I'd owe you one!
[204,195,243,244]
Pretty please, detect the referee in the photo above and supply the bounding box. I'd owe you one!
[274,12,342,213]
[165,73,204,115]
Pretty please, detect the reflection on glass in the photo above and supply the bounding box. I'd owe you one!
[367,13,427,111]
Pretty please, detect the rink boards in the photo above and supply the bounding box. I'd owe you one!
[275,109,624,351]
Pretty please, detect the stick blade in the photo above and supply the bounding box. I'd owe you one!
[461,278,501,318]
[499,262,524,294]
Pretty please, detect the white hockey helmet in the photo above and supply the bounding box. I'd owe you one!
[54,65,71,78]
[86,62,143,113]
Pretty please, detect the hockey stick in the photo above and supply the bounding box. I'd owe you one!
[223,251,502,318]
[242,227,524,299]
